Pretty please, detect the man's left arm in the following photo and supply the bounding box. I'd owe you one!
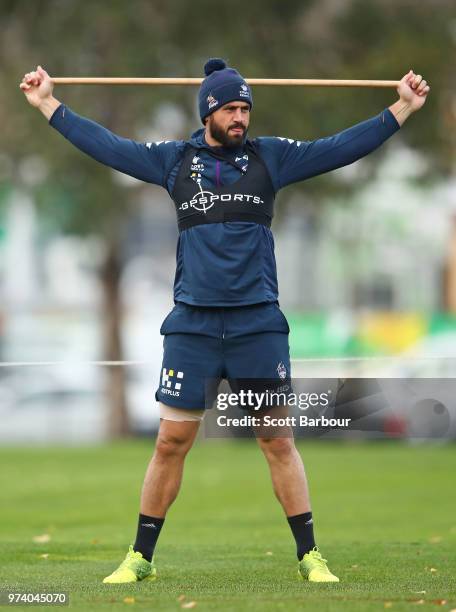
[260,69,429,189]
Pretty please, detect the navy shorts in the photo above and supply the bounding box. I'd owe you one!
[155,302,292,411]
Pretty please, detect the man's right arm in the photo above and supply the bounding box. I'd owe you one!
[20,65,179,187]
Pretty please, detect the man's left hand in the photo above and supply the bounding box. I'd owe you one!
[397,69,430,112]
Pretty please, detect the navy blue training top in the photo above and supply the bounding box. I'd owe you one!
[49,104,400,306]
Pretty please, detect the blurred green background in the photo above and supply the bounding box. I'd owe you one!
[1,4,455,609]
[0,0,455,439]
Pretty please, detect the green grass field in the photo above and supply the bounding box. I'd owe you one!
[1,439,455,611]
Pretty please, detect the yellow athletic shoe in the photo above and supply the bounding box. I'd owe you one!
[103,545,157,584]
[298,547,339,582]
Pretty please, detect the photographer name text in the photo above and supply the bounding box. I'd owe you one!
[216,415,352,428]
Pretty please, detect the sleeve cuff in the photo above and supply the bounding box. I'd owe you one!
[382,107,400,132]
[49,103,71,135]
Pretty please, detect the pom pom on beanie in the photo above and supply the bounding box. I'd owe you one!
[204,58,227,76]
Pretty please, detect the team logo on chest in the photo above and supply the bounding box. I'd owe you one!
[191,155,205,172]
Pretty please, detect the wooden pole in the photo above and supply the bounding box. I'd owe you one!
[51,77,400,88]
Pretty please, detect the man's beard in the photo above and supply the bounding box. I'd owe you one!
[208,117,248,148]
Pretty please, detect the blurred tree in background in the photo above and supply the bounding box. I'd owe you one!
[1,0,454,435]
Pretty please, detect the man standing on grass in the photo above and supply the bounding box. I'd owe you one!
[20,58,429,584]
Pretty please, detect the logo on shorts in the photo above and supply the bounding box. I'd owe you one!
[277,362,287,380]
[161,368,184,397]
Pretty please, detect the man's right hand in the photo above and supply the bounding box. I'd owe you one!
[20,65,60,119]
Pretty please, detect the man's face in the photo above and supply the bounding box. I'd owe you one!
[206,101,250,148]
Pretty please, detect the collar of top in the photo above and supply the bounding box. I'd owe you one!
[198,58,253,124]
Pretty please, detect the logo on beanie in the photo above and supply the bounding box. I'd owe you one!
[207,93,218,109]
[239,84,250,98]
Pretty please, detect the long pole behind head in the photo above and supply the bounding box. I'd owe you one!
[51,77,400,88]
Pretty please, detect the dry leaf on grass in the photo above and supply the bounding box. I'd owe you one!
[39,553,49,559]
[123,596,135,604]
[33,534,51,543]
[177,595,186,602]
[181,602,197,609]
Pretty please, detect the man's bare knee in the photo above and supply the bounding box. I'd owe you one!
[257,436,295,459]
[154,420,199,459]
[155,434,191,458]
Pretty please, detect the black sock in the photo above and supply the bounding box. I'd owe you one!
[287,511,316,560]
[133,514,165,562]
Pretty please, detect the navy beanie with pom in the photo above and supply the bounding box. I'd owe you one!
[198,58,253,123]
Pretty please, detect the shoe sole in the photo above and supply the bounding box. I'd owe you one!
[297,570,340,583]
[103,569,157,584]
